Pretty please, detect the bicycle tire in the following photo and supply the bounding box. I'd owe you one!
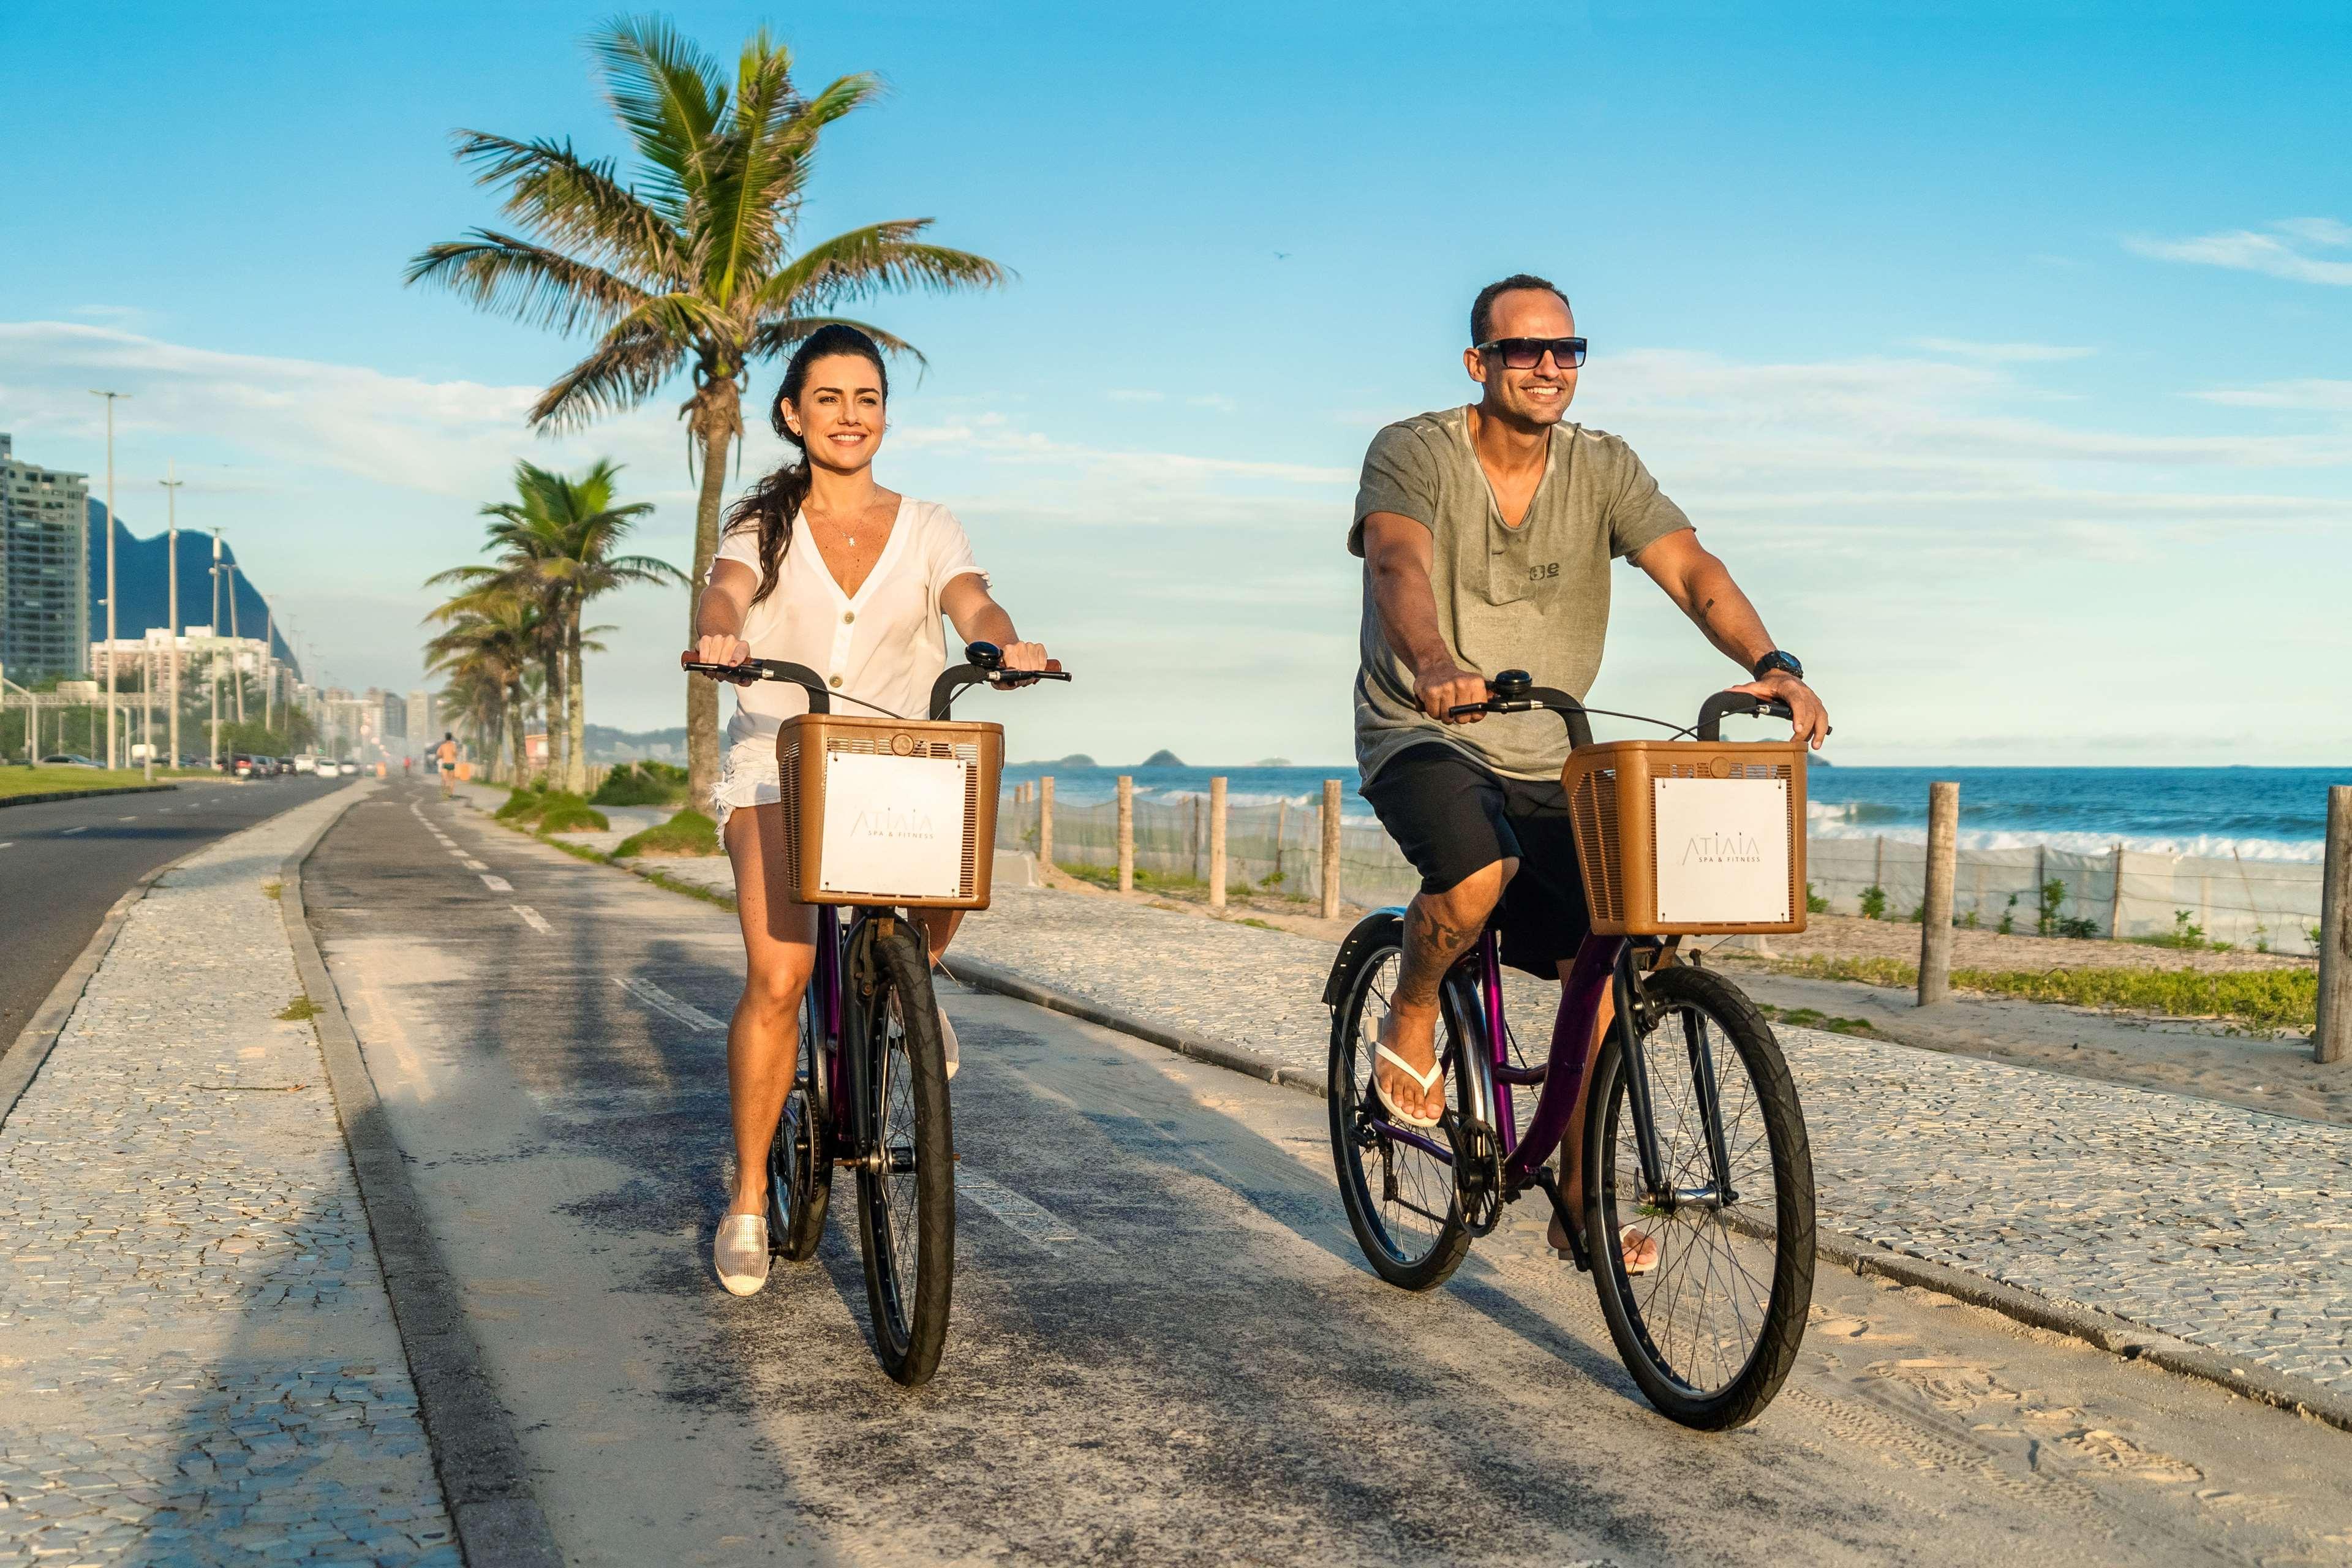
[1581,963,1815,1430]
[1327,941,1472,1291]
[766,987,832,1264]
[853,922,955,1385]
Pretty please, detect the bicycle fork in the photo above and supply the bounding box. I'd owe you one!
[1614,951,1739,1213]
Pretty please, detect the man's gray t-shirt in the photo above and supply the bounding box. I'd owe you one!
[1350,406,1691,784]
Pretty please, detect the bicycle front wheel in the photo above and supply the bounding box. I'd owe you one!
[1583,963,1815,1430]
[853,921,955,1386]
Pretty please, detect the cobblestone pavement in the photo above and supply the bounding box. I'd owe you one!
[0,787,459,1567]
[954,886,2352,1396]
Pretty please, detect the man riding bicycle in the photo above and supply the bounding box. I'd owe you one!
[1352,273,1828,1270]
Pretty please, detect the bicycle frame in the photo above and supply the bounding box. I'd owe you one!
[802,903,888,1166]
[1357,931,1742,1218]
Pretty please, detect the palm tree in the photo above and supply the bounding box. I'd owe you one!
[458,461,679,794]
[406,16,1008,805]
[423,591,541,785]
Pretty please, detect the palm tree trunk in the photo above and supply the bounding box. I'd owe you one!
[541,649,565,786]
[510,679,529,785]
[565,612,588,796]
[686,384,739,811]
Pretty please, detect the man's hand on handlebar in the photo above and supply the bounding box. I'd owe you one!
[687,633,753,682]
[1728,669,1830,750]
[1416,662,1490,725]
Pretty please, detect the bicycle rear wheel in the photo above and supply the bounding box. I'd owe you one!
[1328,943,1472,1291]
[853,922,955,1385]
[766,987,831,1264]
[1582,963,1814,1430]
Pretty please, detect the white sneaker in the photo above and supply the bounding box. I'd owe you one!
[937,1003,959,1080]
[714,1213,770,1297]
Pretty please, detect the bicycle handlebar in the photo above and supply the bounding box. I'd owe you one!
[682,642,1068,722]
[1444,670,1798,747]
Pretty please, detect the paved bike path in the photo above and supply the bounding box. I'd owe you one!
[300,780,2352,1565]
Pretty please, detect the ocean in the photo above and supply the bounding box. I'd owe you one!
[999,761,2346,864]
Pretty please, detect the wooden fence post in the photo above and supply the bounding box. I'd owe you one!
[2108,843,2125,940]
[1039,776,1054,870]
[1320,778,1342,920]
[1918,781,1959,1006]
[1273,799,1289,887]
[2317,785,2351,1065]
[1208,776,1227,910]
[1117,775,1134,894]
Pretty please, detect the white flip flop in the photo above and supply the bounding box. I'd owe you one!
[937,1003,959,1080]
[1371,1042,1445,1130]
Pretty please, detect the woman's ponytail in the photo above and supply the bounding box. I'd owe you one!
[724,325,891,608]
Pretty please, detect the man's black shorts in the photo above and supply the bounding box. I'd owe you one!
[1360,742,1591,978]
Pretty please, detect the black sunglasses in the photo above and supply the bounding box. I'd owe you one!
[1476,336,1588,370]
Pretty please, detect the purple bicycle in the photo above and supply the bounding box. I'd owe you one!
[1323,679,1817,1430]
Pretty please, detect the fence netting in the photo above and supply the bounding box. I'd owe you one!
[999,790,2328,957]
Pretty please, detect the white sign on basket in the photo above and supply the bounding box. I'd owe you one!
[818,750,970,899]
[1652,777,1790,925]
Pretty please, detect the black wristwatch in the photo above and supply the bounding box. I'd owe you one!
[1751,650,1804,682]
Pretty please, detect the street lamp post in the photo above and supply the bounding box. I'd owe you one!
[262,601,274,737]
[88,389,130,768]
[224,558,246,725]
[160,464,183,767]
[209,532,223,768]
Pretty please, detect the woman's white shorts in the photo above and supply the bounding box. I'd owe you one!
[709,742,782,835]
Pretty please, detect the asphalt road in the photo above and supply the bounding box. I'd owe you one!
[307,777,2352,1567]
[0,775,351,1043]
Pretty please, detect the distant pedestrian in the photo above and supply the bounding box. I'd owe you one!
[435,733,459,797]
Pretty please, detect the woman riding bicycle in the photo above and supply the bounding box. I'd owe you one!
[687,324,1051,1297]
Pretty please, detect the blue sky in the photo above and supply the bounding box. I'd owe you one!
[2,1,2346,764]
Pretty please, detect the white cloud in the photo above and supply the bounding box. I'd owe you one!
[2190,378,2352,412]
[1906,338,2096,363]
[2125,219,2352,286]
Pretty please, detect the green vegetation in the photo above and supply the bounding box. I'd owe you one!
[1744,953,2317,1032]
[591,761,688,807]
[407,16,1006,804]
[2129,908,2226,952]
[276,997,319,1022]
[1804,881,1829,915]
[1757,1003,1879,1038]
[1858,884,1887,921]
[614,809,720,858]
[1057,860,1309,905]
[2035,878,2102,939]
[0,767,173,799]
[537,799,611,834]
[262,881,283,902]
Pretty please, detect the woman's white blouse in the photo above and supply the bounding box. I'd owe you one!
[708,497,986,755]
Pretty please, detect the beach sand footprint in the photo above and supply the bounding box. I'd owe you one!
[1866,1356,2204,1487]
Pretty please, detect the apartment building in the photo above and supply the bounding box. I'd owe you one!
[0,432,92,682]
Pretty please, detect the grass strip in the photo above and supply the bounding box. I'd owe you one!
[614,809,719,858]
[1741,953,2317,1031]
[0,767,176,798]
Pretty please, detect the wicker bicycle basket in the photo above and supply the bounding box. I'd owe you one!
[1560,739,1809,936]
[774,713,1004,909]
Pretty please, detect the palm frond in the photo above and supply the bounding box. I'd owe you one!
[405,231,650,335]
[590,15,726,207]
[451,131,685,284]
[530,327,687,432]
[754,221,1009,316]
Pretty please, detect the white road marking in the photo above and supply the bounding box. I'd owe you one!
[480,874,513,892]
[60,826,86,835]
[511,904,552,933]
[0,842,12,850]
[460,858,488,872]
[119,815,137,821]
[613,977,725,1033]
[959,1170,1085,1245]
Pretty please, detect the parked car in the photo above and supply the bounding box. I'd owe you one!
[39,754,102,769]
[230,753,257,778]
[337,759,361,777]
[278,757,295,776]
[293,755,318,775]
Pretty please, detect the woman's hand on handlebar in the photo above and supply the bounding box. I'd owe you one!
[1728,669,1831,750]
[991,640,1057,685]
[687,633,753,682]
[1417,661,1490,725]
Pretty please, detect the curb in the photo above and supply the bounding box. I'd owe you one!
[946,956,2352,1436]
[0,782,179,810]
[281,788,565,1568]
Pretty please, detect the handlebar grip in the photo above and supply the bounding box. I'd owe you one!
[1695,691,1795,742]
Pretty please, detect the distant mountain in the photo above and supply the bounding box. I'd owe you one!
[1255,757,1293,766]
[1022,753,1096,767]
[1140,749,1185,767]
[84,500,298,674]
[586,722,688,762]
